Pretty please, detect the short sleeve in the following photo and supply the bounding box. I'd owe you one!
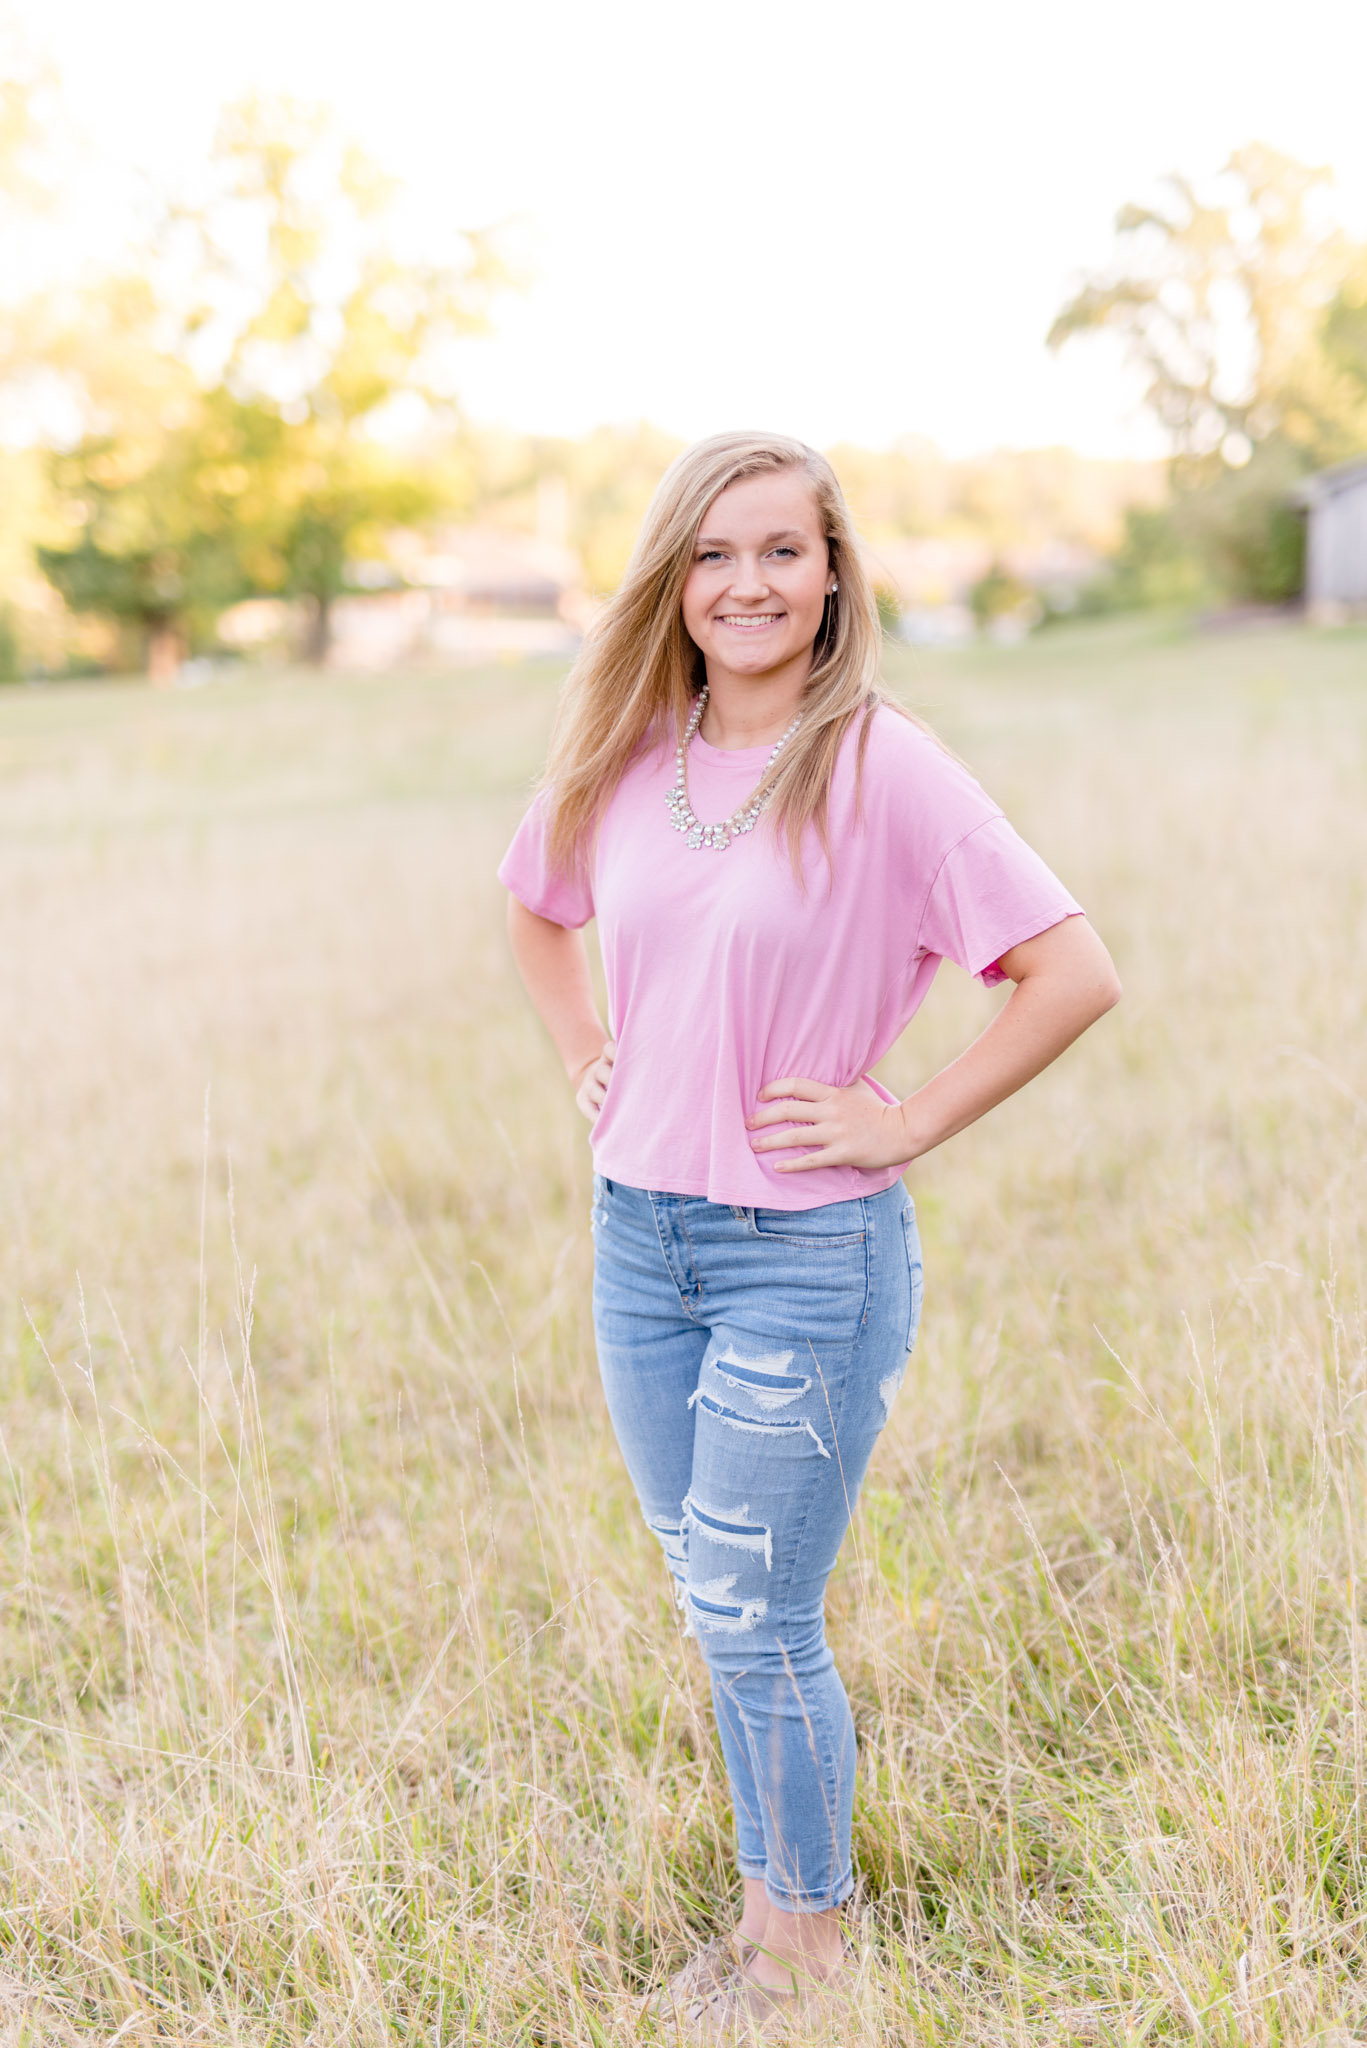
[916,815,1082,985]
[497,791,595,929]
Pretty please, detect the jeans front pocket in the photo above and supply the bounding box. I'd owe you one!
[752,1198,867,1250]
[901,1200,925,1354]
[739,1199,871,1344]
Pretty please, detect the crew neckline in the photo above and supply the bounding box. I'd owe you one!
[690,730,778,765]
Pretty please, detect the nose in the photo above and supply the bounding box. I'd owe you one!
[726,554,771,603]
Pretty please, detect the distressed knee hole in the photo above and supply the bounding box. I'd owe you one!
[647,1515,688,1582]
[879,1366,905,1420]
[713,1343,810,1408]
[684,1492,773,1570]
[686,1572,768,1635]
[688,1388,830,1458]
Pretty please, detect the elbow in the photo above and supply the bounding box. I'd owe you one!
[1082,925,1122,1020]
[1094,967,1123,1019]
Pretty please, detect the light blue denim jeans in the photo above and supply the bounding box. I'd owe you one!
[590,1174,924,1914]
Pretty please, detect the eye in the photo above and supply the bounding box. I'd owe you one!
[696,549,725,564]
[770,546,798,559]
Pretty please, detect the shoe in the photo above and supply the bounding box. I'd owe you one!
[684,1950,857,2042]
[637,1931,755,2019]
[682,1975,795,2042]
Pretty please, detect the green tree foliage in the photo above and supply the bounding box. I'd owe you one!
[827,437,1157,557]
[0,607,19,681]
[1050,142,1360,471]
[12,275,254,676]
[1322,255,1367,404]
[1050,143,1367,605]
[447,422,685,594]
[1087,449,1305,614]
[1082,506,1209,614]
[1176,441,1307,603]
[181,96,504,659]
[37,379,269,679]
[969,560,1035,629]
[6,93,503,675]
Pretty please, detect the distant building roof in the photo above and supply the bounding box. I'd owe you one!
[1292,455,1367,611]
[1290,455,1367,506]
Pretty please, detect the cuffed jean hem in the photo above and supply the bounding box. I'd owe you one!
[737,1858,768,1882]
[765,1871,855,1915]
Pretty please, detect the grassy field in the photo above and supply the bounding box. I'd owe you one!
[0,617,1364,2045]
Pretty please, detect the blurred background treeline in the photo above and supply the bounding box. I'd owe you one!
[3,65,1367,680]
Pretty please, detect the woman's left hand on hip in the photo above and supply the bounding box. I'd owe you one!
[747,1076,913,1173]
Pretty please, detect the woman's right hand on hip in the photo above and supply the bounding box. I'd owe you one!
[571,1039,616,1123]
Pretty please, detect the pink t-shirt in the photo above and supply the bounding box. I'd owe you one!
[498,703,1081,1208]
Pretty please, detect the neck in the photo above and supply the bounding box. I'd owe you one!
[698,650,811,750]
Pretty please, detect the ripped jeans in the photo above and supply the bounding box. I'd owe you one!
[590,1175,923,1913]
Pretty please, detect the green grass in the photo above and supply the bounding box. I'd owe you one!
[0,618,1364,2042]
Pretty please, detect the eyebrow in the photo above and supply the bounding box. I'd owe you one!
[694,528,810,547]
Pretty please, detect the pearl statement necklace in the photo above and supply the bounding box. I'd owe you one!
[665,686,803,851]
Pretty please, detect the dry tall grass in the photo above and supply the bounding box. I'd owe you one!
[0,620,1364,2045]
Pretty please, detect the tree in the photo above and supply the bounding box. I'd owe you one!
[37,373,270,680]
[1322,255,1367,406]
[969,560,1036,631]
[1084,505,1208,615]
[179,96,505,660]
[1049,143,1367,603]
[5,90,503,674]
[1050,143,1363,473]
[15,275,259,678]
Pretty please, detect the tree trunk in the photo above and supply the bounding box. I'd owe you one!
[303,593,333,665]
[146,619,183,686]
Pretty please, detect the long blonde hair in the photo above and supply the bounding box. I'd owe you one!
[541,430,902,877]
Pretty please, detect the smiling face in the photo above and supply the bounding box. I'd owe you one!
[680,468,835,689]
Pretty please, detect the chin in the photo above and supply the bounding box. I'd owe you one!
[715,637,801,672]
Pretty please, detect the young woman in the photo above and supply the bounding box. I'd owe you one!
[499,432,1120,2037]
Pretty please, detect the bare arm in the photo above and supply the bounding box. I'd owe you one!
[748,913,1121,1173]
[505,896,615,1118]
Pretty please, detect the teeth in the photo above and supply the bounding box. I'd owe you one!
[719,614,780,625]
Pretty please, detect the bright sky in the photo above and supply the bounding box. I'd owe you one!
[12,0,1367,458]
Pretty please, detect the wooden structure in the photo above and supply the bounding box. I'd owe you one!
[1294,456,1367,618]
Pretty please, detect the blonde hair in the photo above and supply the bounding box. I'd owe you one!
[540,429,905,878]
